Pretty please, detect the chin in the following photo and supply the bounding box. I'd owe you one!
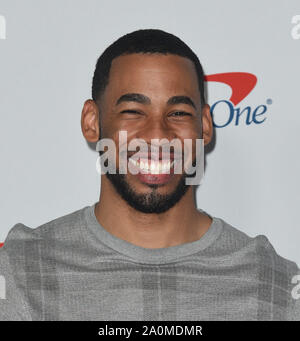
[105,171,190,214]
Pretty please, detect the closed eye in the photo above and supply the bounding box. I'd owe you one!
[169,111,192,117]
[120,110,142,115]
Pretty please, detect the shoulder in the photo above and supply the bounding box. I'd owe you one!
[211,215,298,267]
[212,215,300,320]
[0,204,91,320]
[2,204,90,249]
[0,204,92,275]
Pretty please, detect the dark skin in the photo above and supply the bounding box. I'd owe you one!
[81,53,213,249]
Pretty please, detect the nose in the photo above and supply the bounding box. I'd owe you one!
[135,116,176,144]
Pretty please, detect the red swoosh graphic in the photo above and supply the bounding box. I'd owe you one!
[0,243,3,248]
[204,72,257,105]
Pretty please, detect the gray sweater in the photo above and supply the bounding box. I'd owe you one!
[0,203,299,320]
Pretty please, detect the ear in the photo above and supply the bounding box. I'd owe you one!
[201,104,213,146]
[81,99,100,142]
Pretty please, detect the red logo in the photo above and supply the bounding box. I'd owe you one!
[204,72,257,105]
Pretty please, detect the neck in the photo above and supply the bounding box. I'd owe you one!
[94,176,213,249]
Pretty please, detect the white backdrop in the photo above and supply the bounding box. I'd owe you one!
[0,0,299,265]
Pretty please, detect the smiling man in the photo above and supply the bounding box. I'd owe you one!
[0,29,299,321]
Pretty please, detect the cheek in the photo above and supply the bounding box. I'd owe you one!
[102,116,142,142]
[176,131,202,165]
[174,125,201,140]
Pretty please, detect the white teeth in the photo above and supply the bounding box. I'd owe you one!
[140,160,149,172]
[128,158,175,174]
[163,161,170,172]
[153,162,159,174]
[128,158,138,167]
[159,162,163,173]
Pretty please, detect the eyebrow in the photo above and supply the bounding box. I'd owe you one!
[115,93,196,110]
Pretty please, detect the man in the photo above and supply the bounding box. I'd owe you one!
[0,29,299,321]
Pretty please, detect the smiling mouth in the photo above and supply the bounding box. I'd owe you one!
[128,158,176,174]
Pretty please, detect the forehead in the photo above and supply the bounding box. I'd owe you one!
[105,53,200,100]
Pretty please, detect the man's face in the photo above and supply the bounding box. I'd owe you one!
[98,53,204,213]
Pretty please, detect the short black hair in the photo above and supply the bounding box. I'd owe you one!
[92,29,206,106]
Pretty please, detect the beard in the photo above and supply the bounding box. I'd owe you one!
[105,169,193,214]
